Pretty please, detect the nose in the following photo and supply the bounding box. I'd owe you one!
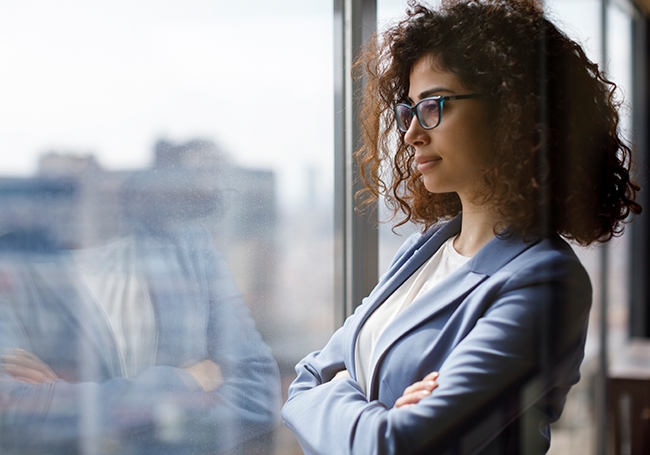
[403,116,429,147]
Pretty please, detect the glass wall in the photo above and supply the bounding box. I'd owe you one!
[0,0,644,453]
[545,1,636,454]
[0,1,333,454]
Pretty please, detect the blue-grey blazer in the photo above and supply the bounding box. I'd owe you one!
[0,227,280,454]
[282,216,591,455]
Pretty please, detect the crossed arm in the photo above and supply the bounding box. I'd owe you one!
[0,234,281,453]
[283,269,591,455]
[332,369,440,408]
[2,348,224,392]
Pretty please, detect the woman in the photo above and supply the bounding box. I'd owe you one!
[282,0,641,454]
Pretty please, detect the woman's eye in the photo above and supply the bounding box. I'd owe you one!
[421,102,439,114]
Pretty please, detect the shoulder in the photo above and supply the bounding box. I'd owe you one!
[501,236,590,286]
[470,232,588,281]
[476,235,593,329]
[462,233,592,316]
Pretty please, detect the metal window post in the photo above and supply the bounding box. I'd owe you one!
[629,0,650,339]
[597,2,610,455]
[334,0,378,326]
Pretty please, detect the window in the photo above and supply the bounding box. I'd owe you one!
[0,1,334,453]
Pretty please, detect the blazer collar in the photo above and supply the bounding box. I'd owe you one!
[467,230,538,276]
[396,214,539,276]
[346,215,539,390]
[365,215,463,312]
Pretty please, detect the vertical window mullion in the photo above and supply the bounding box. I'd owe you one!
[334,0,378,326]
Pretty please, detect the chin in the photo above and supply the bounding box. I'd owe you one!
[422,180,448,194]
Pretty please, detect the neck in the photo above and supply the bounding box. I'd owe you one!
[454,200,500,257]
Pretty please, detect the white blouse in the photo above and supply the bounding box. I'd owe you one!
[355,235,471,395]
[72,237,158,378]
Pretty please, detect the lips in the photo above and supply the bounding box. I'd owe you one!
[415,155,442,172]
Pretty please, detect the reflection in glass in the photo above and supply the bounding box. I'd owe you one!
[0,1,335,453]
[0,145,281,454]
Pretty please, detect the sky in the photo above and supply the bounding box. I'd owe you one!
[0,0,632,207]
[0,0,336,207]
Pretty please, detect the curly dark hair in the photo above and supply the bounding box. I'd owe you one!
[355,0,641,245]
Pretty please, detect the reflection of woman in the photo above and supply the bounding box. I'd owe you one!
[0,227,280,454]
[283,1,641,454]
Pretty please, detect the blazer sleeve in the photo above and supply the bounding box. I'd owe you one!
[195,229,282,447]
[286,231,427,397]
[0,230,281,454]
[282,250,591,455]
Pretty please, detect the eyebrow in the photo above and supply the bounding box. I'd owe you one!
[407,86,456,103]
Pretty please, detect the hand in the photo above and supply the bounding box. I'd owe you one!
[184,359,224,393]
[394,372,439,408]
[2,348,58,385]
[332,369,350,380]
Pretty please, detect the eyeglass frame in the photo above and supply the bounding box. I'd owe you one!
[393,93,483,133]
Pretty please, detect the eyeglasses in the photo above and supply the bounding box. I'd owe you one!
[393,94,483,132]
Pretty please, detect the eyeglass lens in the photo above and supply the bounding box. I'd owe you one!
[395,98,441,132]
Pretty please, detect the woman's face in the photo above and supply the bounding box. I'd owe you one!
[404,56,493,203]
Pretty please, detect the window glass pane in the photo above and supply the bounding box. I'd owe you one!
[0,1,333,454]
[604,0,633,354]
[544,2,634,453]
[544,1,602,453]
[377,0,418,275]
[376,1,636,454]
[547,0,602,62]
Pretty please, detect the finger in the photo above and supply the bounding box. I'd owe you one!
[333,370,350,380]
[3,363,47,382]
[3,349,58,383]
[402,372,439,395]
[2,350,57,381]
[3,348,35,361]
[2,363,56,384]
[402,383,421,395]
[394,389,432,408]
[5,358,58,381]
[2,353,42,370]
[423,371,439,381]
[402,378,438,396]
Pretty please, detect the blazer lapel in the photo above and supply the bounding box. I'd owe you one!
[362,227,539,397]
[28,256,122,377]
[344,216,462,376]
[365,266,487,397]
[138,237,179,366]
[139,234,207,367]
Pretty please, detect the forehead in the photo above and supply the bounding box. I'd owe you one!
[407,55,466,100]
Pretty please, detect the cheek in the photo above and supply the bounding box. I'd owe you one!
[463,115,494,165]
[445,127,490,167]
[468,137,492,166]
